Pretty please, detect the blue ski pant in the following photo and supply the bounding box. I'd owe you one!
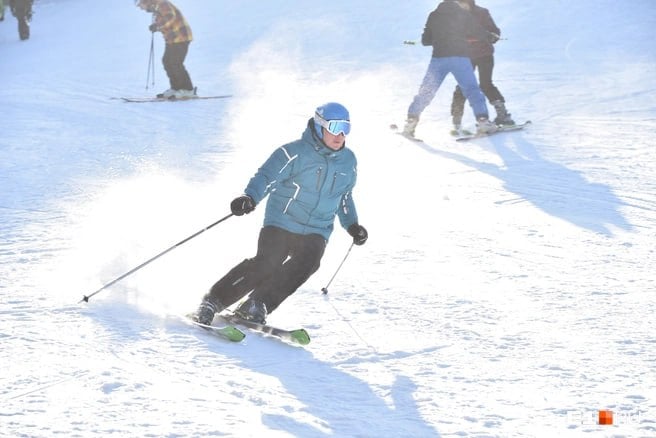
[408,56,489,120]
[451,55,505,122]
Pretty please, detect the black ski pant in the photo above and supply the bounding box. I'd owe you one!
[205,226,326,314]
[10,0,32,40]
[162,41,193,91]
[451,55,505,122]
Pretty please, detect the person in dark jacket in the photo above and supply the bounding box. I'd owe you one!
[9,0,33,40]
[191,102,368,325]
[403,0,497,137]
[450,0,514,132]
[136,0,195,99]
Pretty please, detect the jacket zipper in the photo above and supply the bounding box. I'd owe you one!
[330,172,337,194]
[315,167,323,190]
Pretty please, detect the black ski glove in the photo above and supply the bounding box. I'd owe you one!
[149,23,157,32]
[230,195,255,216]
[347,224,368,246]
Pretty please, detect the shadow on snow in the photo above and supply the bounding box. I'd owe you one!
[416,135,632,236]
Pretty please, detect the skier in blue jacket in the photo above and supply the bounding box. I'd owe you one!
[192,102,368,325]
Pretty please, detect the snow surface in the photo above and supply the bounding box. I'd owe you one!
[1,0,655,436]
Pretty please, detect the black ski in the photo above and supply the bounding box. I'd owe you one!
[113,95,233,103]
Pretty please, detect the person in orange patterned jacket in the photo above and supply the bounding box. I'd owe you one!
[136,0,195,99]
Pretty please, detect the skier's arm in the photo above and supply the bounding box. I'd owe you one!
[481,9,501,43]
[244,146,296,204]
[465,12,491,44]
[482,9,500,38]
[337,190,359,230]
[420,12,436,46]
[421,26,432,46]
[153,3,177,32]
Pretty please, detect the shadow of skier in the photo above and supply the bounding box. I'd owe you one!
[415,135,632,236]
[232,335,442,437]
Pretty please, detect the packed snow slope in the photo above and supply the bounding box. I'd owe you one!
[1,0,655,436]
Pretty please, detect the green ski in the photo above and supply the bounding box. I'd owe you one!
[218,313,310,346]
[185,315,245,342]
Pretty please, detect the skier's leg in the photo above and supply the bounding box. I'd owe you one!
[451,85,466,127]
[204,226,291,308]
[13,1,30,40]
[173,41,193,91]
[404,57,449,135]
[250,232,326,313]
[407,57,449,117]
[161,45,175,90]
[477,56,514,125]
[450,59,475,126]
[451,57,488,119]
[162,42,192,91]
[476,56,503,103]
[162,43,185,90]
[18,17,29,40]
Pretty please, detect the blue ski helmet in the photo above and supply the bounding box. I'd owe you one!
[313,102,351,139]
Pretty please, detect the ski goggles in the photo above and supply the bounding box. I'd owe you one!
[314,115,351,136]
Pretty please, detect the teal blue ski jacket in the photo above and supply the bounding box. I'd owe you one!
[244,119,359,241]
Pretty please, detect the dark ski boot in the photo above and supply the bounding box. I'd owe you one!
[234,298,267,324]
[492,100,515,126]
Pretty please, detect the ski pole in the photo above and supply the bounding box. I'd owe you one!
[79,213,233,303]
[404,36,506,46]
[146,31,155,89]
[321,242,354,295]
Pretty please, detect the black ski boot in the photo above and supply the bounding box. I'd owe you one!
[492,100,515,126]
[191,300,222,325]
[234,298,267,324]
